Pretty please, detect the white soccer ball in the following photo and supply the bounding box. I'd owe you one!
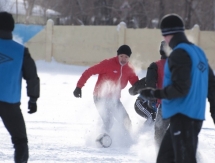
[96,133,112,148]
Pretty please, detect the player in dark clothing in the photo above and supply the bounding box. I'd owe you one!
[140,14,215,163]
[145,41,169,147]
[0,12,40,163]
[129,41,169,145]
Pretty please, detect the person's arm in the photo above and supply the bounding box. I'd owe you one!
[207,66,215,124]
[154,49,192,99]
[74,59,109,98]
[22,48,40,101]
[77,60,108,88]
[145,62,157,88]
[22,48,40,114]
[128,77,145,95]
[129,62,158,95]
[145,62,158,109]
[128,66,139,86]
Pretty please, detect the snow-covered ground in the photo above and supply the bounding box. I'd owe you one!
[0,60,215,163]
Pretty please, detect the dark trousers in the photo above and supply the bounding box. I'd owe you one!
[93,97,131,133]
[156,114,202,163]
[0,102,28,163]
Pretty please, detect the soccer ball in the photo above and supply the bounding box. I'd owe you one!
[96,133,112,148]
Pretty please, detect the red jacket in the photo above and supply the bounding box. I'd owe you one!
[155,59,166,104]
[77,56,138,98]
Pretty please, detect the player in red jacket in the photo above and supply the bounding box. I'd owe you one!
[73,45,138,138]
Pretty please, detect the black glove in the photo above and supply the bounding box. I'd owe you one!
[73,87,82,98]
[129,77,146,95]
[28,98,37,114]
[129,86,138,95]
[140,88,156,100]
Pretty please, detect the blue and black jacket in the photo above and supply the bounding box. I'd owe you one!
[0,31,39,104]
[162,43,208,120]
[154,33,215,121]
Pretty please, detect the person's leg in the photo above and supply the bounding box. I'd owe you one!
[156,127,175,163]
[134,97,156,122]
[169,114,202,163]
[94,97,114,133]
[0,102,28,163]
[154,106,170,147]
[114,99,132,131]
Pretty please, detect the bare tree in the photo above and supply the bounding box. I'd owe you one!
[185,0,194,28]
[10,0,215,30]
[16,0,19,20]
[23,0,36,23]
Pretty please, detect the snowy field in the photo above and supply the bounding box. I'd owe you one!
[0,60,215,163]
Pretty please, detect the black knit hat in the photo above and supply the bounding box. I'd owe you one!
[160,14,184,36]
[0,12,15,32]
[117,45,132,57]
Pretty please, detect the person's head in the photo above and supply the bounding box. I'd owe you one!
[0,12,15,32]
[159,40,167,59]
[117,45,132,65]
[160,14,184,44]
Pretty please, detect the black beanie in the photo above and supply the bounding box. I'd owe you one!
[160,14,184,36]
[0,12,14,32]
[117,45,132,57]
